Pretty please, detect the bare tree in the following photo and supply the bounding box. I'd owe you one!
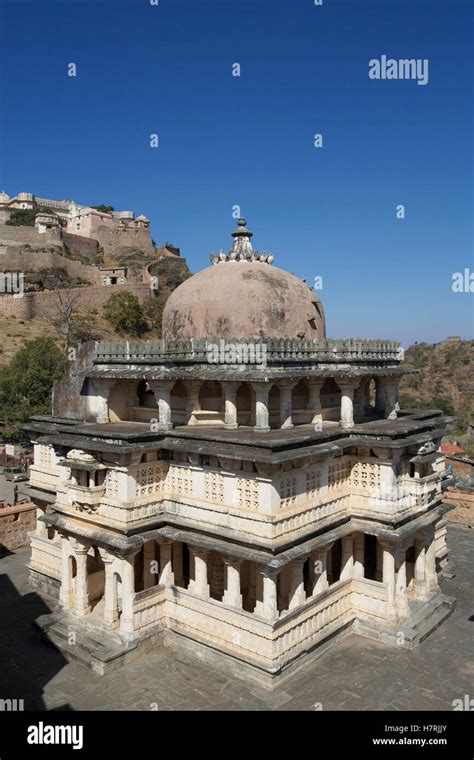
[42,290,82,348]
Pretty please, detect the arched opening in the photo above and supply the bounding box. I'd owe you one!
[331,539,342,583]
[406,544,416,589]
[138,380,156,408]
[87,548,105,610]
[198,381,224,425]
[268,385,280,428]
[240,560,256,612]
[364,534,377,580]
[320,378,341,423]
[236,383,252,427]
[292,381,310,425]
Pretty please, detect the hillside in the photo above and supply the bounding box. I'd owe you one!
[400,338,474,430]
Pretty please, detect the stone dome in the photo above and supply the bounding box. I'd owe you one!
[162,219,326,341]
[0,191,10,202]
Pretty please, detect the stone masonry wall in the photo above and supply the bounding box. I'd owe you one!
[0,503,36,551]
[94,225,153,254]
[0,249,101,284]
[0,283,152,319]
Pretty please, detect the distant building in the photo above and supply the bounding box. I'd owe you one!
[440,442,474,478]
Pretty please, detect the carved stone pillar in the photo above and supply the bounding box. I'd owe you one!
[395,545,410,618]
[336,380,358,430]
[158,540,174,587]
[92,379,115,424]
[413,536,429,600]
[310,545,332,595]
[308,380,324,430]
[289,559,306,609]
[59,536,74,610]
[353,533,365,578]
[186,380,202,425]
[99,548,119,628]
[381,542,398,622]
[384,379,399,420]
[120,550,138,638]
[222,381,240,430]
[72,541,91,616]
[340,535,354,580]
[188,547,210,598]
[223,557,243,608]
[424,527,439,593]
[255,566,279,620]
[251,382,271,433]
[148,380,175,431]
[276,382,296,429]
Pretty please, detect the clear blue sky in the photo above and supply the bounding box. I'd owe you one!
[1,0,472,347]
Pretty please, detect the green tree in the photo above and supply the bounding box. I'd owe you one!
[6,206,58,226]
[91,205,114,214]
[0,338,67,440]
[143,297,164,335]
[103,291,148,336]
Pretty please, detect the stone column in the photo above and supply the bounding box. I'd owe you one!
[92,379,115,424]
[340,535,354,580]
[395,545,410,618]
[59,536,74,610]
[382,542,398,622]
[336,380,358,430]
[289,559,306,609]
[276,382,295,429]
[413,536,429,600]
[143,540,156,589]
[375,378,385,414]
[73,543,91,616]
[186,380,201,425]
[222,382,240,430]
[99,550,119,628]
[384,379,399,420]
[255,566,279,620]
[120,551,138,638]
[251,382,271,433]
[353,533,365,578]
[223,557,243,608]
[425,527,439,593]
[308,380,324,430]
[148,380,175,431]
[311,547,331,596]
[188,547,210,598]
[158,540,174,587]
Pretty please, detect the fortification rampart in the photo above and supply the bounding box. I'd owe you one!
[0,283,152,320]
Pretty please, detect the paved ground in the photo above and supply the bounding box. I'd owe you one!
[0,524,472,711]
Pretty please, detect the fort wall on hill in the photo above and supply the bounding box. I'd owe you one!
[0,282,152,320]
[0,248,102,284]
[93,225,154,254]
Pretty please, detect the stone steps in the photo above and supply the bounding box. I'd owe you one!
[34,612,138,675]
[355,593,456,649]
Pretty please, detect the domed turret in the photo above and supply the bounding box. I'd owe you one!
[162,219,325,340]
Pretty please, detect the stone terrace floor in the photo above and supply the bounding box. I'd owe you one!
[0,524,472,711]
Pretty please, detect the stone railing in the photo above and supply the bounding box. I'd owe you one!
[93,337,402,365]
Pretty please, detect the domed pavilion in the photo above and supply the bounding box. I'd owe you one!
[24,218,455,684]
